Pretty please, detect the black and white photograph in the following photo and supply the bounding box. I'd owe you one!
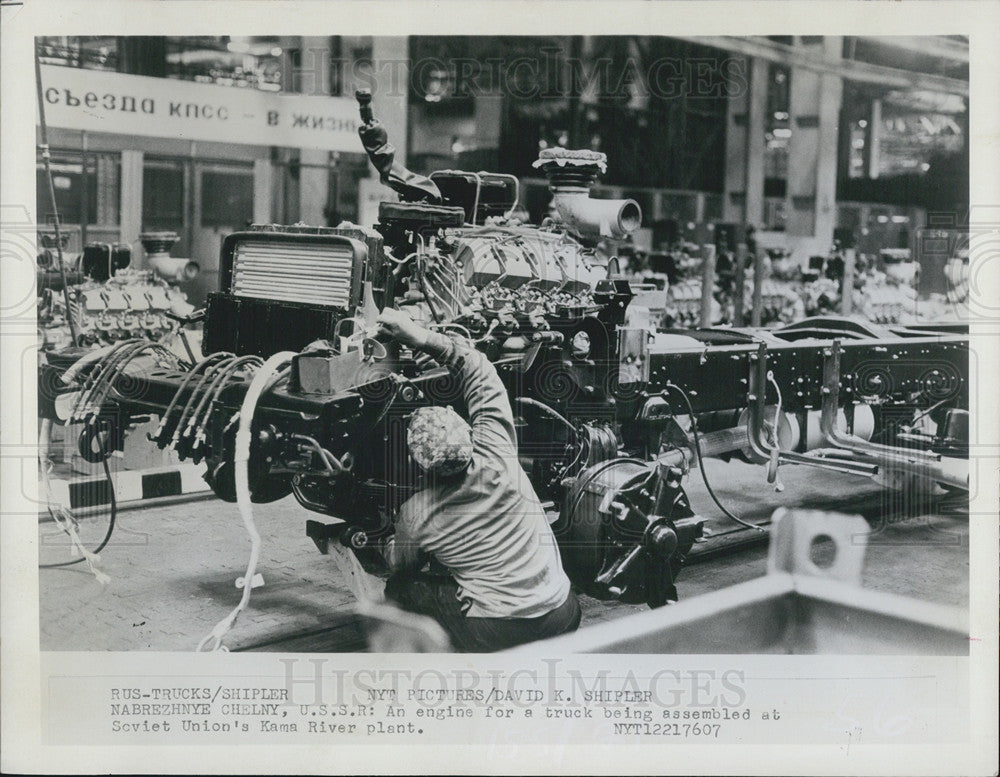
[2,2,998,774]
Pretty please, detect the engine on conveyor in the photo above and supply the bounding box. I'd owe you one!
[40,91,970,609]
[37,232,197,351]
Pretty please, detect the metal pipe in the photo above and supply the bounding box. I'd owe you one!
[816,342,967,489]
[744,343,879,480]
[699,244,716,327]
[550,191,642,240]
[820,342,940,462]
[35,49,78,345]
[750,242,764,327]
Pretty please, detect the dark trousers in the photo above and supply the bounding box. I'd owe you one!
[384,572,581,653]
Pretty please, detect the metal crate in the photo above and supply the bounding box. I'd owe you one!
[509,509,969,655]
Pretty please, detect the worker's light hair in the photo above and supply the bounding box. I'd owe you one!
[407,406,473,478]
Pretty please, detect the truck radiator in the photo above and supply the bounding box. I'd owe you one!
[231,240,357,308]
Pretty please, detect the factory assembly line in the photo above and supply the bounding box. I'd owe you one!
[37,92,969,652]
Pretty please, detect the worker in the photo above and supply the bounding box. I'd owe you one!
[375,308,581,652]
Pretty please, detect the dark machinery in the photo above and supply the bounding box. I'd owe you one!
[39,92,969,608]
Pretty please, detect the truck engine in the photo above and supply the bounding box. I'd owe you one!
[37,231,198,352]
[39,92,970,613]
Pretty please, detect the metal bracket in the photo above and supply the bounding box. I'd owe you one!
[305,519,345,555]
[618,328,650,385]
[766,508,868,584]
[745,343,879,480]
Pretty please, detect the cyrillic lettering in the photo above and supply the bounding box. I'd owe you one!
[64,90,80,107]
[141,98,155,114]
[217,106,228,120]
[45,87,59,104]
[267,110,279,126]
[84,92,98,108]
[120,96,137,113]
[102,94,116,110]
[169,102,181,116]
[292,114,309,128]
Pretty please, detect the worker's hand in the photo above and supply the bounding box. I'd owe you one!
[377,308,428,350]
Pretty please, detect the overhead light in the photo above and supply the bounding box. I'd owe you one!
[858,119,868,129]
[227,38,250,54]
[423,68,451,103]
[270,46,283,57]
[773,128,792,139]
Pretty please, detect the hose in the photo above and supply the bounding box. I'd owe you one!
[171,357,238,446]
[82,343,179,423]
[765,371,782,445]
[73,341,178,423]
[38,418,117,578]
[60,343,118,386]
[184,355,262,446]
[71,340,145,418]
[665,383,767,533]
[513,397,576,433]
[413,234,443,324]
[151,352,234,442]
[197,351,295,652]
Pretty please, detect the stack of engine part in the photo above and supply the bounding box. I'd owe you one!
[38,232,198,351]
[657,246,801,327]
[798,246,919,324]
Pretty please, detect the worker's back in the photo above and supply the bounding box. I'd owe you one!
[396,452,571,619]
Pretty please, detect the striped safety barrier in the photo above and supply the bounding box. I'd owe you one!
[44,463,211,512]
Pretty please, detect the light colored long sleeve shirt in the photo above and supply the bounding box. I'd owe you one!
[387,331,572,618]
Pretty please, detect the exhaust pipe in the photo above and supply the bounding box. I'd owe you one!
[534,149,641,240]
[140,231,199,283]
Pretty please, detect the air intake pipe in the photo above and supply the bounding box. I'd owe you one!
[533,148,642,240]
[140,231,199,283]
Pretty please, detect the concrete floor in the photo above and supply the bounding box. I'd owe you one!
[38,458,968,652]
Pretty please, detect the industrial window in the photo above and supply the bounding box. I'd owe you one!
[200,168,254,229]
[142,159,186,233]
[36,151,121,245]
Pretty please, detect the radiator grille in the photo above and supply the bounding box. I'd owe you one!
[231,240,356,308]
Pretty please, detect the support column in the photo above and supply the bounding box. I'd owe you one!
[866,98,882,179]
[370,37,410,166]
[814,42,843,249]
[473,89,503,168]
[253,159,274,225]
[722,56,748,224]
[119,149,143,258]
[722,56,767,228]
[298,36,335,226]
[744,58,768,229]
[785,36,843,256]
